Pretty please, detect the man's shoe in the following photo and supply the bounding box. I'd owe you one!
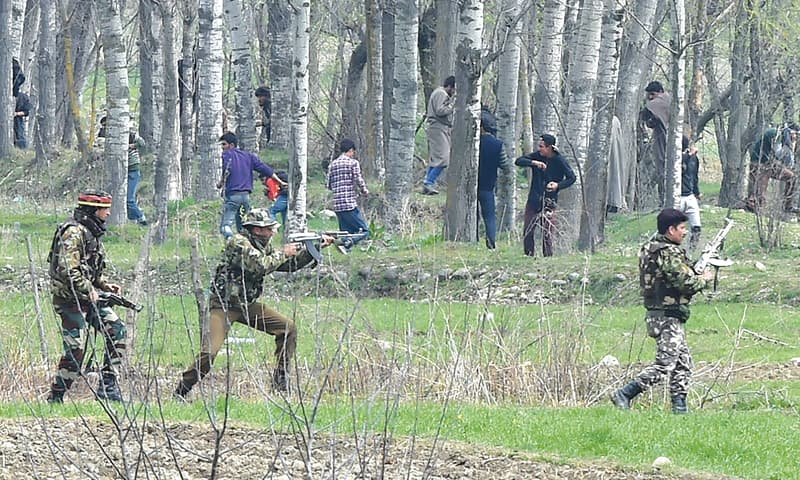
[96,373,124,402]
[784,207,800,214]
[137,218,149,226]
[611,381,643,410]
[47,390,64,404]
[421,184,439,195]
[272,368,289,393]
[671,394,689,414]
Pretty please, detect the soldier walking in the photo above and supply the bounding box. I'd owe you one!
[611,208,714,414]
[46,190,127,403]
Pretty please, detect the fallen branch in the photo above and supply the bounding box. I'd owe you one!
[740,328,790,346]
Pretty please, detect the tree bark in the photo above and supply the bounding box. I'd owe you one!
[495,0,522,234]
[444,0,483,243]
[578,0,624,251]
[341,40,367,163]
[268,0,293,149]
[665,0,687,210]
[560,0,603,245]
[154,0,180,244]
[179,0,197,198]
[0,0,12,157]
[35,0,57,163]
[384,0,418,234]
[98,0,131,225]
[10,0,26,60]
[364,0,385,180]
[224,0,258,152]
[288,0,310,234]
[381,3,395,163]
[196,0,224,201]
[531,0,566,139]
[434,0,457,83]
[139,0,159,148]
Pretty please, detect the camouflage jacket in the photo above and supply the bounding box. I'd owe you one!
[211,231,323,310]
[48,219,109,304]
[639,234,707,318]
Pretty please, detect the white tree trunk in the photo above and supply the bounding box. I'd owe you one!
[384,0,418,234]
[287,0,310,234]
[532,0,566,138]
[138,0,161,148]
[224,0,258,151]
[179,0,196,198]
[365,0,385,180]
[559,0,603,243]
[20,0,40,76]
[444,0,483,242]
[196,0,224,200]
[666,0,686,209]
[98,0,131,225]
[155,1,180,244]
[578,0,624,251]
[34,0,56,163]
[495,0,522,234]
[10,0,25,60]
[268,0,293,149]
[613,0,658,209]
[0,0,12,156]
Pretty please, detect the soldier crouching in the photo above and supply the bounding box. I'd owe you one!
[46,190,126,403]
[173,209,333,400]
[611,208,714,414]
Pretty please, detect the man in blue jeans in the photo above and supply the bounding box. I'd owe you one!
[127,131,148,225]
[326,139,370,252]
[478,110,511,249]
[216,132,285,240]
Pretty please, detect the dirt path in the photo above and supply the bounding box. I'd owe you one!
[0,417,735,480]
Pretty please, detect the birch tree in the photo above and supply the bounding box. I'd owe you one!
[196,0,224,200]
[532,0,567,138]
[434,0,458,83]
[139,0,160,147]
[98,0,131,225]
[364,0,385,180]
[612,0,658,210]
[578,0,624,251]
[495,0,522,234]
[443,0,483,242]
[268,0,293,149]
[179,0,197,198]
[288,0,310,234]
[34,0,57,164]
[559,0,603,241]
[154,0,179,244]
[224,0,257,151]
[0,0,12,157]
[384,0,418,234]
[665,0,687,209]
[10,0,26,60]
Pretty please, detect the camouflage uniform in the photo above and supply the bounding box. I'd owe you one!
[175,209,317,397]
[635,234,707,396]
[47,192,126,402]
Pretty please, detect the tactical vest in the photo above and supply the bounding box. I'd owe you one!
[639,240,684,310]
[211,234,270,309]
[47,219,106,298]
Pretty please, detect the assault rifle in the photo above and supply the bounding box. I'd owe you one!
[98,292,143,312]
[288,231,367,263]
[694,218,734,275]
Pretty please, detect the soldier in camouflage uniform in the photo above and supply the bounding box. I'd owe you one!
[46,190,127,403]
[173,209,333,399]
[611,208,714,414]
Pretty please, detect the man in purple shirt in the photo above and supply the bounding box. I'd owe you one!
[326,139,370,252]
[216,132,285,240]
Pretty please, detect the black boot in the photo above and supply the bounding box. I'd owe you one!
[272,368,289,393]
[96,372,123,402]
[47,389,64,404]
[671,394,688,414]
[173,382,192,403]
[611,381,643,410]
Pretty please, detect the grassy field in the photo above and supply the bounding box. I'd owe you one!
[1,159,799,478]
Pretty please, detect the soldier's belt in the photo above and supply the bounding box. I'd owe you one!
[645,309,688,320]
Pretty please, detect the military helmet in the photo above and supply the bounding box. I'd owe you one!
[242,208,279,229]
[77,189,113,208]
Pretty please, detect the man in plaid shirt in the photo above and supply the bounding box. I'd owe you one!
[326,139,370,252]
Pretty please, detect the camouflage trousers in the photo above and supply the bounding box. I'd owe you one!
[50,300,127,393]
[178,302,297,392]
[634,314,692,396]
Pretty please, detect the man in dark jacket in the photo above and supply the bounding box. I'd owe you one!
[515,134,576,257]
[680,136,702,250]
[639,81,671,207]
[478,110,511,249]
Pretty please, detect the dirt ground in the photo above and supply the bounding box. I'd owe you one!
[0,417,735,480]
